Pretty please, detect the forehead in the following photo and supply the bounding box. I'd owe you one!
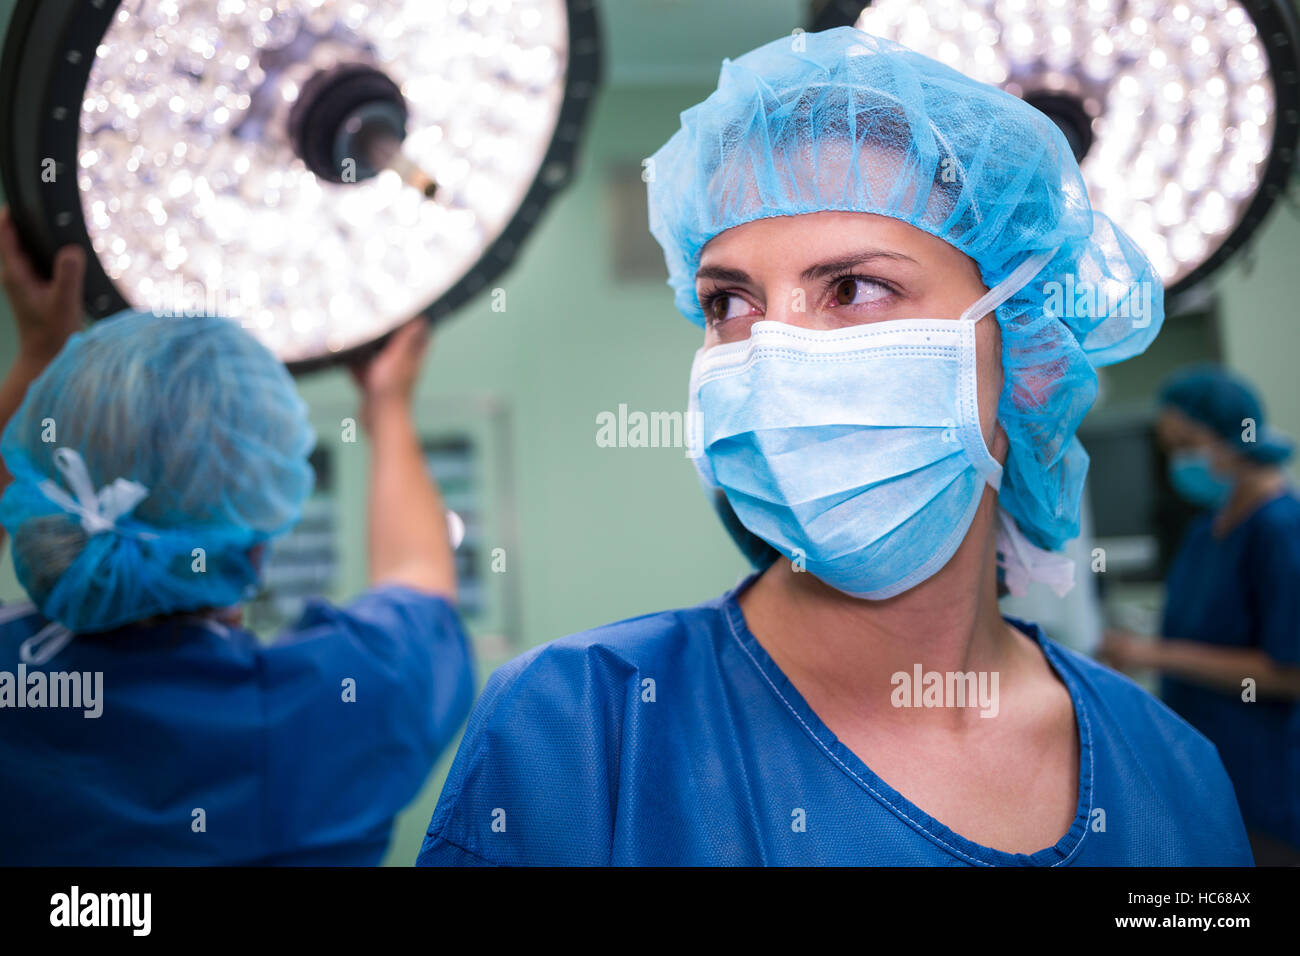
[697,209,972,274]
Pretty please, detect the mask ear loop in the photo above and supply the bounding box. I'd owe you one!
[20,622,75,666]
[952,246,1061,494]
[959,246,1061,324]
[960,247,1076,599]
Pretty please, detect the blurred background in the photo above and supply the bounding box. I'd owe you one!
[1,0,1297,863]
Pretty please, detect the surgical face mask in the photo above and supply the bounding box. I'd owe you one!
[686,248,1057,600]
[1168,449,1232,509]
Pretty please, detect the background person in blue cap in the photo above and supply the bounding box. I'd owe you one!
[0,206,475,865]
[417,28,1251,866]
[1103,364,1300,864]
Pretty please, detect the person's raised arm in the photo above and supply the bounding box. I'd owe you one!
[349,319,457,601]
[0,207,86,549]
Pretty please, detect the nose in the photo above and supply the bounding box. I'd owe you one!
[763,286,839,331]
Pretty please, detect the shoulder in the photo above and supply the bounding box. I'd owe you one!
[417,596,730,866]
[1045,635,1210,744]
[286,584,461,639]
[1261,490,1300,522]
[1238,494,1300,603]
[258,586,476,746]
[1244,493,1300,553]
[448,601,725,761]
[1042,635,1252,862]
[1041,632,1237,791]
[480,597,728,709]
[267,585,470,670]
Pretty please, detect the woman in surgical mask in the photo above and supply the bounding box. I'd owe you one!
[417,27,1253,866]
[1103,365,1300,864]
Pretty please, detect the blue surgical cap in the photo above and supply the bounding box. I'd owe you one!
[0,310,316,632]
[646,26,1165,551]
[1160,363,1294,465]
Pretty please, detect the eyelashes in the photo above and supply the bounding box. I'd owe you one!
[699,290,752,325]
[699,273,900,325]
[828,274,899,307]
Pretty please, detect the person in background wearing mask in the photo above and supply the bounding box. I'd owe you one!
[1103,364,1300,865]
[0,207,475,865]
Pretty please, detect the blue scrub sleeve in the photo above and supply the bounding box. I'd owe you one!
[1245,511,1300,665]
[260,585,476,860]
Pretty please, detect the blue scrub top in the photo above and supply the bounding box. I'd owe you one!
[0,585,475,865]
[418,574,1251,866]
[1161,491,1300,848]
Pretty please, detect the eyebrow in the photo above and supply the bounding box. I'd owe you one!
[695,250,918,284]
[694,265,753,285]
[799,250,917,282]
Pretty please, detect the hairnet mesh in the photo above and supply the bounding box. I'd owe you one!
[647,27,1165,551]
[0,310,316,632]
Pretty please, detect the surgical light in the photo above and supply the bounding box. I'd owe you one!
[812,0,1300,297]
[0,0,601,370]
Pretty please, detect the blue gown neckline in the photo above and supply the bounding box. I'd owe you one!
[718,573,1096,866]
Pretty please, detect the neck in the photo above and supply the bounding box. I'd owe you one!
[1215,464,1287,534]
[738,487,1027,722]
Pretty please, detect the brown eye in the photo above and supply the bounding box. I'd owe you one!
[705,292,752,324]
[833,278,858,305]
[829,277,890,308]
